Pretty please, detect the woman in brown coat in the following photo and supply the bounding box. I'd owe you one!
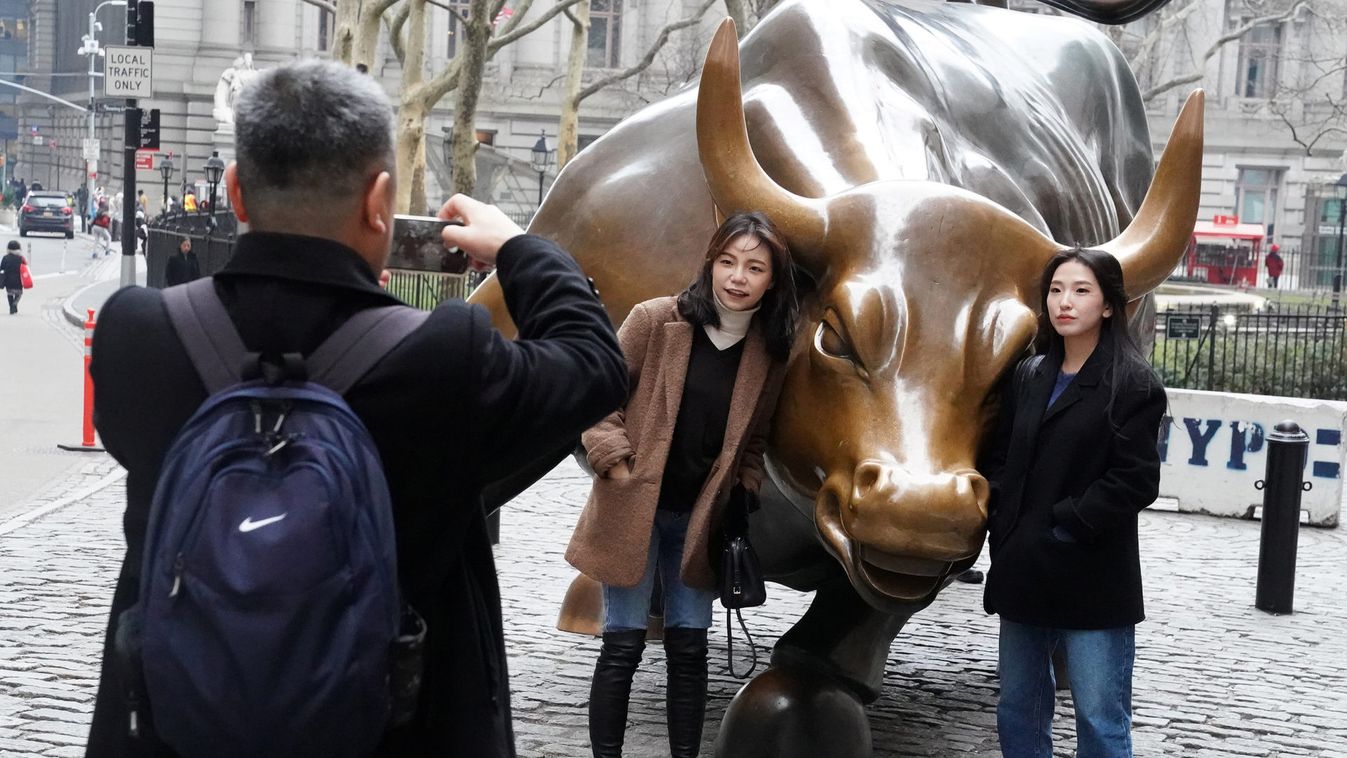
[567,212,800,758]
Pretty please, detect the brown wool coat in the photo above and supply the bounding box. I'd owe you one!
[565,296,784,590]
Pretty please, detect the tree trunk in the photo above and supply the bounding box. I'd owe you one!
[556,0,591,169]
[722,0,747,34]
[396,0,428,214]
[333,0,358,63]
[449,0,492,196]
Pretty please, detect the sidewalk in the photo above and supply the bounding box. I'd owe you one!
[1,456,1344,756]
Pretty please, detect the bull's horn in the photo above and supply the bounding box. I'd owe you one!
[697,19,828,268]
[1100,89,1205,299]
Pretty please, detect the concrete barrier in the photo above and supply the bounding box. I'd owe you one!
[1159,389,1345,527]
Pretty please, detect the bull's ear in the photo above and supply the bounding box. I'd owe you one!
[1100,89,1205,300]
[697,18,828,274]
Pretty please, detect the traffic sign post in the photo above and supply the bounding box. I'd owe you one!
[103,46,153,99]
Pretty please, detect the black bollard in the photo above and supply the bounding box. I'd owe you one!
[1254,421,1309,615]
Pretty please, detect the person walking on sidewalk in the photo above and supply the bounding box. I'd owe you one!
[981,247,1167,758]
[164,237,200,286]
[567,212,799,758]
[86,59,627,758]
[91,208,112,257]
[0,240,26,314]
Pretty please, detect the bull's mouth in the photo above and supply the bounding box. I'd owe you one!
[857,547,950,603]
[813,484,976,613]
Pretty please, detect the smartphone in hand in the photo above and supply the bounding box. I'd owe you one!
[388,215,468,274]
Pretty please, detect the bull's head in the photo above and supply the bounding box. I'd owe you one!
[697,20,1203,613]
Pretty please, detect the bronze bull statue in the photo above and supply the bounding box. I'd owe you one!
[470,0,1202,753]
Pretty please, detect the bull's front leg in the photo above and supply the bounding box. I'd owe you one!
[714,577,910,758]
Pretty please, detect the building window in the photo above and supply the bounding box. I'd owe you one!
[1234,21,1281,98]
[446,0,471,58]
[587,0,622,69]
[318,9,334,51]
[243,1,257,47]
[1235,167,1281,234]
[474,129,495,146]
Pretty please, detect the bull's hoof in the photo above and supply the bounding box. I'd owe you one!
[714,664,872,758]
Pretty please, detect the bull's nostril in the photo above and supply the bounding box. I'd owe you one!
[854,462,882,500]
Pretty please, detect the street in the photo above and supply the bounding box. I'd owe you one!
[0,231,134,522]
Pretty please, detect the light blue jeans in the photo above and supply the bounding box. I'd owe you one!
[602,510,717,632]
[997,619,1135,758]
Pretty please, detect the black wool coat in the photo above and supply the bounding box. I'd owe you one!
[982,339,1167,630]
[85,232,627,758]
[163,251,200,287]
[0,251,24,289]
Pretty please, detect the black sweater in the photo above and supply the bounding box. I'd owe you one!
[657,327,744,512]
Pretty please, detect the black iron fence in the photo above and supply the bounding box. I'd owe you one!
[1151,304,1347,400]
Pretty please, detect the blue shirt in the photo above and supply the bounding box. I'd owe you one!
[1048,370,1076,408]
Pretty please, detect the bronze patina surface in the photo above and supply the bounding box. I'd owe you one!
[470,0,1201,753]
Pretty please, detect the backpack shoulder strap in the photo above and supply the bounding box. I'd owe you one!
[162,278,248,394]
[306,305,430,394]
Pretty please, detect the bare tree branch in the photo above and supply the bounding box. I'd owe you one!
[300,0,338,13]
[577,0,718,102]
[388,2,413,64]
[1139,0,1309,102]
[489,0,586,52]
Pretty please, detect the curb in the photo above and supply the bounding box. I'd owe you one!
[62,277,109,328]
[0,466,126,537]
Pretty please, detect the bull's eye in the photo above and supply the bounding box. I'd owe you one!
[816,320,855,361]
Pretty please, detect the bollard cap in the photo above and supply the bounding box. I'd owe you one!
[1267,420,1309,445]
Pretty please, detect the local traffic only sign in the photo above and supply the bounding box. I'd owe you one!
[103,46,153,99]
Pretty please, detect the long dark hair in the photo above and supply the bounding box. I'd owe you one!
[677,211,800,361]
[1036,247,1160,424]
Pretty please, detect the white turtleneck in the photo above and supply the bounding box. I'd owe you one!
[704,291,759,350]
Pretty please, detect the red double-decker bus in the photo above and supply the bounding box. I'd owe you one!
[1182,215,1266,286]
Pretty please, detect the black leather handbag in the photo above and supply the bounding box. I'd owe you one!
[719,485,765,677]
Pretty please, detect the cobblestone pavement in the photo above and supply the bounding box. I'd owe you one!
[2,457,1345,757]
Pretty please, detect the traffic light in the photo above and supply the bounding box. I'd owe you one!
[135,2,154,47]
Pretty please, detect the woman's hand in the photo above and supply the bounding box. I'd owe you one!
[606,460,633,480]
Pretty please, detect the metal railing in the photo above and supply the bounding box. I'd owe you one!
[1151,304,1347,400]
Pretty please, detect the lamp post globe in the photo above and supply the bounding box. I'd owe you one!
[204,150,225,229]
[158,155,174,217]
[530,131,551,209]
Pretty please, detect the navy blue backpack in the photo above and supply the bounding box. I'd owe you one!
[116,278,428,758]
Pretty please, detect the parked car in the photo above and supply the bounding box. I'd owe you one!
[19,192,75,238]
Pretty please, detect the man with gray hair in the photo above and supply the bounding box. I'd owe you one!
[86,60,627,757]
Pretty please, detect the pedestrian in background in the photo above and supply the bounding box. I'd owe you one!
[91,208,112,257]
[0,240,27,314]
[982,247,1167,758]
[86,59,626,758]
[1265,245,1283,289]
[164,237,200,286]
[568,211,799,758]
[183,189,198,212]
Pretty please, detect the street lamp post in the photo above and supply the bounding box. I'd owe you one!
[158,154,173,217]
[1333,173,1347,311]
[203,150,225,231]
[78,1,128,228]
[530,131,552,210]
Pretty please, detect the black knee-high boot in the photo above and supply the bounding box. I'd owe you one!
[589,629,647,758]
[664,627,709,758]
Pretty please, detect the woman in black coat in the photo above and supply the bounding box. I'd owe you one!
[0,240,27,314]
[982,247,1166,758]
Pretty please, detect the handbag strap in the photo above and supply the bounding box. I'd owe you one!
[725,607,758,679]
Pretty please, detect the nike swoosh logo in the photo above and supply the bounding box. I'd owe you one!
[238,514,287,533]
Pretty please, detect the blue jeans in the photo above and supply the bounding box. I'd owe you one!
[997,619,1135,758]
[603,510,717,632]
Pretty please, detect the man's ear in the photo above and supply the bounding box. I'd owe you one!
[225,163,249,224]
[363,171,394,236]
